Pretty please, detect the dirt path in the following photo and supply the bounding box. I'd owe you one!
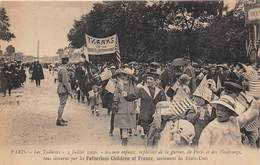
[0,69,143,148]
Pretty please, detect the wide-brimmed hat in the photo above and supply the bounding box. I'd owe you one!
[179,74,191,83]
[172,119,195,144]
[224,81,243,93]
[115,67,134,77]
[209,64,217,69]
[150,62,160,68]
[146,71,159,80]
[210,95,238,116]
[171,58,188,67]
[110,65,116,69]
[217,64,228,70]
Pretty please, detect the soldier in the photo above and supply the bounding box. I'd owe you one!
[56,56,72,126]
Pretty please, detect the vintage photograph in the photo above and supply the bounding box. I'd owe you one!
[0,0,260,164]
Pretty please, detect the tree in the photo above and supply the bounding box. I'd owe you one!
[67,1,247,64]
[6,45,15,55]
[68,1,153,62]
[0,8,15,41]
[163,1,224,61]
[195,6,248,63]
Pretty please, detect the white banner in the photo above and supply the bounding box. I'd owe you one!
[85,34,117,55]
[248,7,260,21]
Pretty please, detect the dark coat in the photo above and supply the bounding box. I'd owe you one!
[75,66,87,90]
[160,69,170,90]
[137,85,166,128]
[32,64,44,80]
[1,65,14,87]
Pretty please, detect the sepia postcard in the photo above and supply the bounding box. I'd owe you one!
[0,0,260,165]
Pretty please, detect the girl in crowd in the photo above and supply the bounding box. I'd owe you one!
[199,95,260,147]
[185,78,217,145]
[148,101,195,147]
[159,119,195,148]
[178,74,192,96]
[89,84,102,116]
[112,68,137,146]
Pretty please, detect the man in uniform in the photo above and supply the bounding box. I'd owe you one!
[56,56,72,126]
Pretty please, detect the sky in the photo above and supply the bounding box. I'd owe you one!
[0,0,237,57]
[0,1,95,57]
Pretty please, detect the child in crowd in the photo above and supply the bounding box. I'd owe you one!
[112,68,137,146]
[148,101,195,147]
[199,95,260,148]
[159,119,195,148]
[88,84,102,116]
[185,90,215,145]
[178,74,192,96]
[145,101,177,147]
[184,77,217,145]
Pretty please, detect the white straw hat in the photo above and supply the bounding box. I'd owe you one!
[210,95,238,116]
[172,119,195,144]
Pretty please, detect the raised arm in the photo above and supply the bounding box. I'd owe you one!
[238,100,260,128]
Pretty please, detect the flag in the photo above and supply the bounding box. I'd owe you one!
[246,40,255,57]
[193,75,213,102]
[239,64,260,131]
[193,76,207,95]
[81,46,89,62]
[115,35,121,64]
[171,87,193,116]
[216,75,222,91]
[246,40,250,57]
[99,67,112,81]
[241,64,260,98]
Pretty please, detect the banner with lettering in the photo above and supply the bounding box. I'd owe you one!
[85,34,118,55]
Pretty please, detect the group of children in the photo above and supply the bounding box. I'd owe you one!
[112,64,259,147]
[59,60,260,148]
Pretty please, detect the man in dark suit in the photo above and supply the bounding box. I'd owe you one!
[32,60,44,87]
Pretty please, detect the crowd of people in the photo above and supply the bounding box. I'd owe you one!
[0,59,26,96]
[0,58,46,97]
[1,55,260,148]
[54,55,260,148]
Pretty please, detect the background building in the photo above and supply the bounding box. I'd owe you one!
[245,0,260,65]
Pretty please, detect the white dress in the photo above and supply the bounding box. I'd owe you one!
[199,117,242,148]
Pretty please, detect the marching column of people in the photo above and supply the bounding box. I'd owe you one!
[50,56,260,148]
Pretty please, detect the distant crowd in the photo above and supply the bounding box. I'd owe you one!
[0,58,46,96]
[0,59,26,96]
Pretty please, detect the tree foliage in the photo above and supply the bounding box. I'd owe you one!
[0,8,15,41]
[6,44,15,55]
[195,7,248,63]
[67,1,247,64]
